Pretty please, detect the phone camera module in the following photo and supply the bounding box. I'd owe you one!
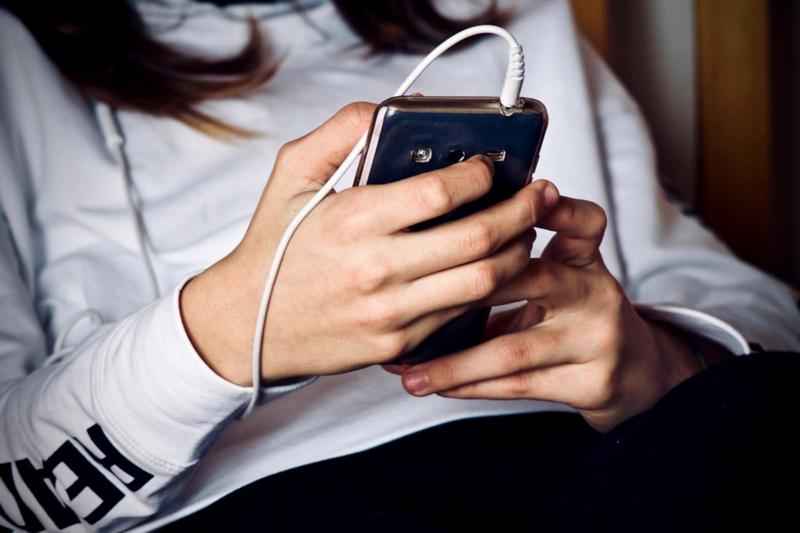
[446,149,467,164]
[411,147,433,163]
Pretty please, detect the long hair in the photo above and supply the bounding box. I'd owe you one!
[2,0,507,137]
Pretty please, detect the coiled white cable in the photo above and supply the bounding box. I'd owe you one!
[240,25,525,418]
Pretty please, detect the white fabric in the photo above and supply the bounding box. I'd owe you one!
[0,0,797,530]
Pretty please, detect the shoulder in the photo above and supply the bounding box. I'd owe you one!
[0,6,95,174]
[0,7,93,285]
[0,7,84,123]
[0,6,26,38]
[0,7,45,78]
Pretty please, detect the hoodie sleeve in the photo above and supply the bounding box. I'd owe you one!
[0,8,314,532]
[0,253,243,531]
[0,132,316,533]
[580,39,800,354]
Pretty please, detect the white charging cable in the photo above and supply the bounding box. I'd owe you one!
[241,25,525,418]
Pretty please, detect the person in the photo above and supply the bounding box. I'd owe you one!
[0,0,798,531]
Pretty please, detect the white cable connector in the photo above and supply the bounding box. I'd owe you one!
[240,24,525,418]
[502,44,525,110]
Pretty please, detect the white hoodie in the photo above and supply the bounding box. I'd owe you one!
[0,0,798,531]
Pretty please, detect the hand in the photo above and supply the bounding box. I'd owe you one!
[390,188,718,433]
[180,103,559,386]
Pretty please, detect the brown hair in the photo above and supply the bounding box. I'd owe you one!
[3,0,506,137]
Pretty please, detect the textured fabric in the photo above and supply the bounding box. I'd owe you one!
[164,351,800,532]
[0,0,798,530]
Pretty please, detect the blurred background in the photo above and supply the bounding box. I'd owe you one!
[571,0,799,288]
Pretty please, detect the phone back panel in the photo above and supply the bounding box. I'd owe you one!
[355,96,547,230]
[353,97,547,364]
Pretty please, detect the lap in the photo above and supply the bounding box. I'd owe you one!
[534,351,800,532]
[166,351,800,532]
[165,411,598,532]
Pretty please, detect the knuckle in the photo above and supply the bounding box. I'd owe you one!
[463,158,494,189]
[587,202,608,235]
[275,139,300,164]
[466,220,498,256]
[335,102,375,131]
[350,260,391,295]
[471,263,500,299]
[416,175,453,213]
[338,101,375,129]
[519,186,543,226]
[371,331,407,360]
[494,338,530,373]
[564,197,579,225]
[507,372,533,396]
[373,303,401,330]
[332,212,365,242]
[357,297,399,332]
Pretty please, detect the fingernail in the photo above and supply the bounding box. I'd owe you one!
[542,181,559,208]
[403,369,429,394]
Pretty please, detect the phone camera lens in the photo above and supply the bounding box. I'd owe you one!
[411,147,433,163]
[446,149,466,164]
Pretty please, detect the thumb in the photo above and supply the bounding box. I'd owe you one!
[271,101,376,192]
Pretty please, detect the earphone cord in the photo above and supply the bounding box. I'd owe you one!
[105,107,162,302]
[46,104,161,366]
[43,26,526,402]
[240,24,525,418]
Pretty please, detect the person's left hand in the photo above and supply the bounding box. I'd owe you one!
[385,180,710,434]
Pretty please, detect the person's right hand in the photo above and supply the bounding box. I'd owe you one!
[180,102,559,386]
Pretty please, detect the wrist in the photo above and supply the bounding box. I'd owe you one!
[179,253,257,387]
[648,319,705,394]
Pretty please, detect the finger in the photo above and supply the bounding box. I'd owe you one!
[436,366,572,405]
[483,304,546,340]
[536,192,607,268]
[358,154,495,233]
[274,102,376,189]
[389,303,477,363]
[389,179,557,280]
[483,307,523,339]
[482,258,583,309]
[395,233,534,320]
[351,302,472,367]
[400,324,564,396]
[381,363,408,375]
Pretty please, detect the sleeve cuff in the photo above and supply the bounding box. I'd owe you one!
[634,303,752,356]
[92,274,316,473]
[172,272,319,406]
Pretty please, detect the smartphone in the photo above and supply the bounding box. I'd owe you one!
[353,95,548,364]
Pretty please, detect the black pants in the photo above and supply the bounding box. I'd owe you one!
[165,352,800,532]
